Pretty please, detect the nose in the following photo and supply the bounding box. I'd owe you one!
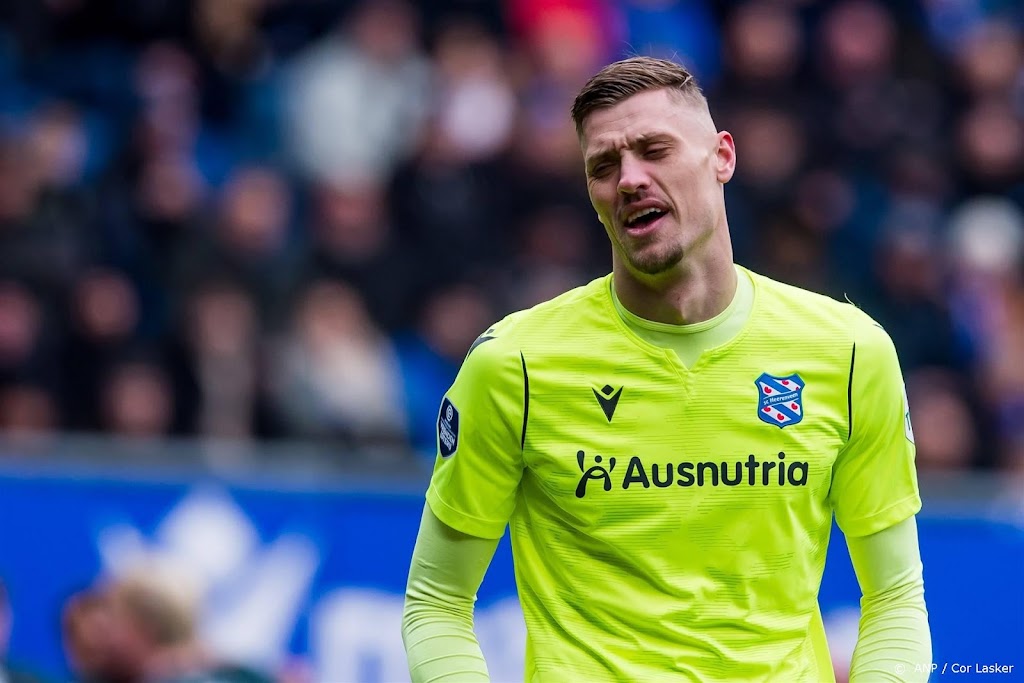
[617,153,649,196]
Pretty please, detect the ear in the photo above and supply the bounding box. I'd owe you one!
[715,131,736,184]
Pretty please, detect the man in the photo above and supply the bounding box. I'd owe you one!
[62,571,272,683]
[402,56,931,682]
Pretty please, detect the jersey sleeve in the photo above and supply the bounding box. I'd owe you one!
[426,328,526,539]
[830,315,922,538]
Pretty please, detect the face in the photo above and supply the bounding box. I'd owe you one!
[581,88,736,277]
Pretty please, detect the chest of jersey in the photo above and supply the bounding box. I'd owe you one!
[519,345,848,537]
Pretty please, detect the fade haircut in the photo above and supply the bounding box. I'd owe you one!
[570,56,707,138]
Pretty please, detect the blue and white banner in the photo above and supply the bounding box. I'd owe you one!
[0,466,1021,682]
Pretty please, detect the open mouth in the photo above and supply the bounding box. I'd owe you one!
[623,207,667,234]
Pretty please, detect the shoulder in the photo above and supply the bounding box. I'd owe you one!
[470,276,612,355]
[446,282,610,429]
[748,269,894,351]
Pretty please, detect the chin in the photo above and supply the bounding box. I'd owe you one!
[627,248,686,276]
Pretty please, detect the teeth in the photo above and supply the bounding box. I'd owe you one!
[626,207,662,225]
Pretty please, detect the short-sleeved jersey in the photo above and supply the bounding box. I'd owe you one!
[426,268,921,683]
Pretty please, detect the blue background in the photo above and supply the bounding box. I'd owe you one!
[1,466,1021,681]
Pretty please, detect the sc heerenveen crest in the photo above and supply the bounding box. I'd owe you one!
[756,372,805,428]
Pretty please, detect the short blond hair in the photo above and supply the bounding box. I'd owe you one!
[108,568,199,646]
[570,56,706,137]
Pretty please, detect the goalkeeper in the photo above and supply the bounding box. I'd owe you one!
[402,56,931,682]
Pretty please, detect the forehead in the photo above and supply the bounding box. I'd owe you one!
[581,89,689,155]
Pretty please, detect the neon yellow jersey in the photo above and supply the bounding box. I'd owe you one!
[426,268,921,683]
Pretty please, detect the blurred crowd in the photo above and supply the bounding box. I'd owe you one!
[2,572,280,683]
[0,0,1021,472]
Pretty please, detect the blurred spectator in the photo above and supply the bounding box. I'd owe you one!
[506,0,621,211]
[25,102,90,189]
[59,269,141,431]
[506,0,620,88]
[181,279,262,441]
[619,0,720,85]
[302,179,417,331]
[752,207,833,297]
[946,197,1024,468]
[492,107,596,275]
[0,115,91,299]
[720,0,803,89]
[215,167,292,263]
[819,0,897,90]
[955,99,1024,198]
[191,0,272,81]
[132,43,204,163]
[863,225,965,372]
[62,590,114,683]
[389,121,509,291]
[131,154,205,241]
[0,282,49,385]
[727,105,807,195]
[0,279,61,445]
[175,164,295,317]
[61,570,272,683]
[267,279,407,448]
[953,20,1023,99]
[285,0,430,185]
[430,19,516,163]
[818,0,948,165]
[506,205,600,310]
[0,384,56,443]
[100,360,176,438]
[906,369,980,471]
[395,281,495,457]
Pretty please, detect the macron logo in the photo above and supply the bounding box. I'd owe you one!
[592,384,623,422]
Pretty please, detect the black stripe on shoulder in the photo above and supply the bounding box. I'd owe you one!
[520,352,529,450]
[847,343,856,440]
[465,328,496,359]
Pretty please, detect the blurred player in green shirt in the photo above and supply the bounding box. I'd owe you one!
[403,56,931,682]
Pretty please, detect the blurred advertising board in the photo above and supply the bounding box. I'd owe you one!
[0,459,1021,682]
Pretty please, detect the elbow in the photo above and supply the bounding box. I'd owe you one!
[401,590,423,648]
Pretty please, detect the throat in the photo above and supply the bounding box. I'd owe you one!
[613,262,740,326]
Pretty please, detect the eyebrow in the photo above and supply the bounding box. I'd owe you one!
[585,133,675,169]
[585,149,616,170]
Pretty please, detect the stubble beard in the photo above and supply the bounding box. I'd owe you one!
[625,239,686,276]
[623,209,721,277]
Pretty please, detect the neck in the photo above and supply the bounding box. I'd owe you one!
[144,640,211,682]
[613,248,738,326]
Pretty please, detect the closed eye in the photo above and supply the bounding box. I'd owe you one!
[643,146,669,159]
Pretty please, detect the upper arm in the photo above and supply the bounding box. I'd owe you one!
[846,516,924,597]
[426,327,527,539]
[406,504,501,605]
[830,317,921,538]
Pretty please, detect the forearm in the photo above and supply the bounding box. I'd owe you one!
[848,517,932,682]
[403,592,488,683]
[402,505,499,683]
[850,568,930,681]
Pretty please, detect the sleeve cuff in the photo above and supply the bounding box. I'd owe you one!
[427,486,508,540]
[839,494,922,538]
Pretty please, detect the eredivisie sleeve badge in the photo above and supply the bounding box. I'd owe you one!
[437,397,460,457]
[756,373,805,428]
